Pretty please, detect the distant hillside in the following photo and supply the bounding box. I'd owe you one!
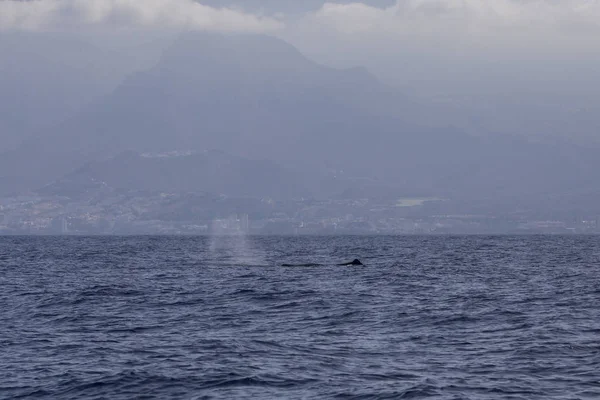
[1,31,423,191]
[3,32,600,213]
[39,150,308,200]
[0,31,166,152]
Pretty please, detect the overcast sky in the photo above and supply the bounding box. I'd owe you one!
[3,0,599,33]
[2,1,600,201]
[2,1,599,98]
[4,1,600,39]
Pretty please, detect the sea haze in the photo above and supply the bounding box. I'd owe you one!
[1,235,599,399]
[2,30,600,235]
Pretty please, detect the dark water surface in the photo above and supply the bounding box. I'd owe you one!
[1,235,599,399]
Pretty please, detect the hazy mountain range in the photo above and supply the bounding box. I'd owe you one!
[2,31,600,214]
[40,150,307,200]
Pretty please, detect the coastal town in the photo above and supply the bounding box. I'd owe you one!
[1,189,598,235]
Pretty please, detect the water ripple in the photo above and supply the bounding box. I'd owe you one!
[1,235,599,399]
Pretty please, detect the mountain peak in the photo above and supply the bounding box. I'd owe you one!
[155,31,314,77]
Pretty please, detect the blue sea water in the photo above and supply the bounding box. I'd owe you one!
[1,235,599,399]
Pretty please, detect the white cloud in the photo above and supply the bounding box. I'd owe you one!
[308,0,600,37]
[278,0,600,96]
[0,0,284,32]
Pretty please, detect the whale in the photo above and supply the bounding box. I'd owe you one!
[337,259,363,266]
[281,259,363,267]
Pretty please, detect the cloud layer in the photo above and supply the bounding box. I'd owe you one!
[4,0,599,39]
[0,0,283,32]
[288,0,600,55]
[311,0,600,35]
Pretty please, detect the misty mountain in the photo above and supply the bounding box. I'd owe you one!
[3,31,600,209]
[0,32,110,151]
[2,31,423,191]
[39,150,308,200]
[0,31,170,152]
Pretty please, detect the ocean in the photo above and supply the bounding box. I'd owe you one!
[1,235,599,399]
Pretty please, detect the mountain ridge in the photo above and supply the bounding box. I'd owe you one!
[2,31,600,211]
